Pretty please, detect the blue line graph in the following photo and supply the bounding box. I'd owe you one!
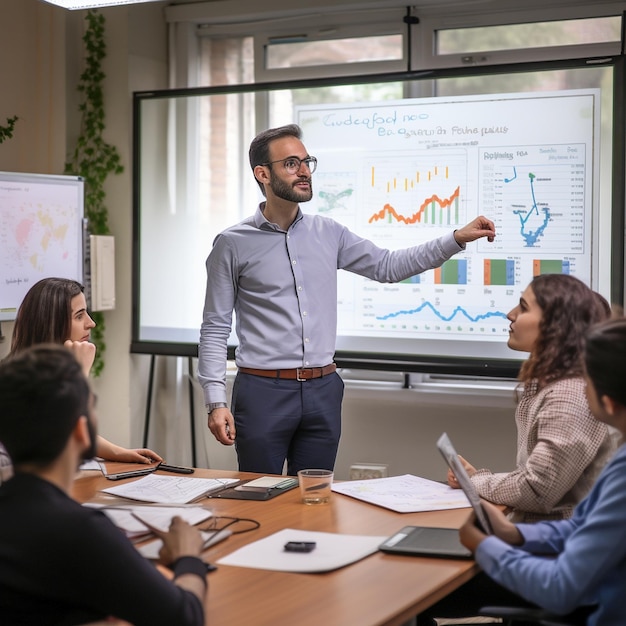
[504,167,518,183]
[508,171,550,247]
[376,301,508,323]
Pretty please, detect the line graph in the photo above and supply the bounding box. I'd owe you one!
[375,301,508,323]
[510,170,550,246]
[480,144,586,253]
[365,151,467,228]
[368,187,461,225]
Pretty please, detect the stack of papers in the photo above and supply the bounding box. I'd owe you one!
[100,474,239,504]
[331,474,471,513]
[234,476,298,492]
[85,503,212,540]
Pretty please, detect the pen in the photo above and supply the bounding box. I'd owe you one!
[131,512,161,533]
[95,503,203,510]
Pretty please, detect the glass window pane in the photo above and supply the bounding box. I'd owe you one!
[266,34,403,69]
[437,17,620,54]
[199,37,254,86]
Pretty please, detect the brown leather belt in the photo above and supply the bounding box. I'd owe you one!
[238,363,337,381]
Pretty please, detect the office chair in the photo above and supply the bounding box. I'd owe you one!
[478,605,589,626]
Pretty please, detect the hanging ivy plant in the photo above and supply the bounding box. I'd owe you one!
[65,9,123,377]
[0,116,18,144]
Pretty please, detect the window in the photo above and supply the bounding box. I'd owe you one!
[266,34,403,69]
[146,2,624,370]
[437,17,621,55]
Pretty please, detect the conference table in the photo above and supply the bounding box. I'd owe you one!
[73,466,480,626]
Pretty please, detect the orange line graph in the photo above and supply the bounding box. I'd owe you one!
[368,186,461,225]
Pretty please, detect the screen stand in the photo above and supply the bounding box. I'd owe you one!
[142,355,198,467]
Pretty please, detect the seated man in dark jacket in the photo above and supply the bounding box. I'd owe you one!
[0,344,209,626]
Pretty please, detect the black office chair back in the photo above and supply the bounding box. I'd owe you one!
[479,604,594,626]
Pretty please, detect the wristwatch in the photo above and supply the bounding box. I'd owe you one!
[207,402,228,413]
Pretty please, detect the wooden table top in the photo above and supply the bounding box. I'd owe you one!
[73,466,478,626]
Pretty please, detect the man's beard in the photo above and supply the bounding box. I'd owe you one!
[82,415,98,461]
[269,172,313,203]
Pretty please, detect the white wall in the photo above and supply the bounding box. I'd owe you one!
[0,1,67,357]
[0,0,169,451]
[156,366,518,481]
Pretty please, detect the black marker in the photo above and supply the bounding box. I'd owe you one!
[284,541,316,553]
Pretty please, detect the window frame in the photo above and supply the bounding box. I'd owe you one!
[165,1,626,84]
[415,7,624,70]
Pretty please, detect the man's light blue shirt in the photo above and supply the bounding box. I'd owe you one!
[198,203,463,404]
[475,443,626,625]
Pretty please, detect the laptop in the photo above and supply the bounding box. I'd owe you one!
[378,432,492,559]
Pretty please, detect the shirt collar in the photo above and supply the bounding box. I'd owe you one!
[255,202,304,231]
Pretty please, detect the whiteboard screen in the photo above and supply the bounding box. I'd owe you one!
[132,62,619,376]
[0,172,85,321]
[296,90,597,365]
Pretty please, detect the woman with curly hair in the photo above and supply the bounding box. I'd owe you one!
[447,273,617,523]
[417,275,619,626]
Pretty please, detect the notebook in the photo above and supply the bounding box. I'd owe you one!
[208,476,299,501]
[379,432,492,559]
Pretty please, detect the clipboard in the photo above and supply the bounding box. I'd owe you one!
[208,477,298,501]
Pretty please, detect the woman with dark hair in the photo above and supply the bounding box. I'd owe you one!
[447,273,616,522]
[7,277,162,465]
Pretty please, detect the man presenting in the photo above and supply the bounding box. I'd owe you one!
[199,123,495,476]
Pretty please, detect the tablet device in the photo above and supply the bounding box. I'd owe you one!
[379,525,473,559]
[436,432,493,534]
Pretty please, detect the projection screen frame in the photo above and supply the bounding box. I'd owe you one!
[131,56,625,379]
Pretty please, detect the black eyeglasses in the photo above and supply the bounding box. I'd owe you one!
[261,155,317,175]
[201,516,260,535]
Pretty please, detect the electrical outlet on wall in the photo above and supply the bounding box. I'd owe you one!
[350,463,388,480]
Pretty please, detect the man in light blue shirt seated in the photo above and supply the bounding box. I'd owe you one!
[198,123,496,475]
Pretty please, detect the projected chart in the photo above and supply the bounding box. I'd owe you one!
[484,259,516,286]
[358,286,510,337]
[365,152,467,228]
[298,92,595,354]
[480,144,586,252]
[533,259,572,275]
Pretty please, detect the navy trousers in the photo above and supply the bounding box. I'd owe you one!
[231,371,344,475]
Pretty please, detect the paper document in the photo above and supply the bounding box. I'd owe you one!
[85,503,212,539]
[138,528,232,560]
[100,475,239,504]
[79,459,103,471]
[331,474,471,513]
[218,528,386,573]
